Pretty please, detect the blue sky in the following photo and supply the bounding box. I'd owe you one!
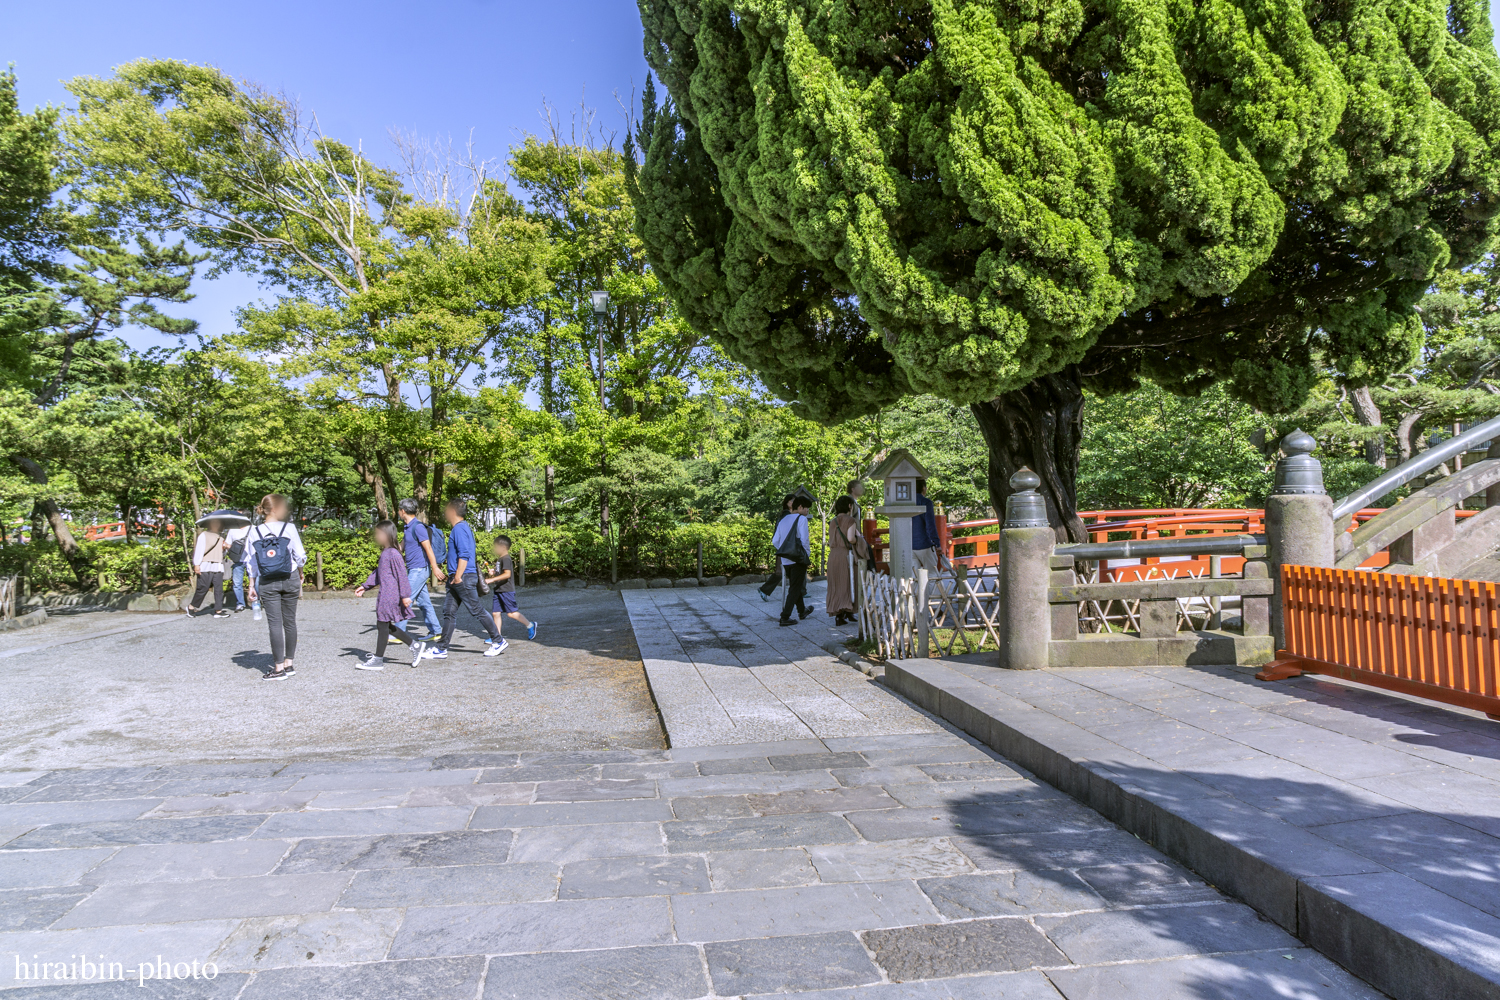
[11,2,1500,351]
[7,0,651,349]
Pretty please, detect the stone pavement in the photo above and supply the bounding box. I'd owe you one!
[623,583,936,747]
[0,582,1390,998]
[888,656,1500,1000]
[1,588,661,770]
[0,734,1383,998]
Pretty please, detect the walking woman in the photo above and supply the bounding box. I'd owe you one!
[826,495,868,627]
[245,494,306,680]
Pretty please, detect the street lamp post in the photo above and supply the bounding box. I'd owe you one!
[591,290,610,541]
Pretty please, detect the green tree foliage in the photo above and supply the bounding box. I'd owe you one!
[0,67,58,286]
[1077,384,1273,510]
[630,0,1500,538]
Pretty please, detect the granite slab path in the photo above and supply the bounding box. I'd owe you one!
[0,734,1383,998]
[622,583,936,747]
[887,655,1500,1000]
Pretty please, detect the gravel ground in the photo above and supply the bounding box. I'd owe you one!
[0,588,664,771]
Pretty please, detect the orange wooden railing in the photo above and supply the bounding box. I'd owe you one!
[860,507,1465,578]
[1258,564,1500,719]
[83,520,177,541]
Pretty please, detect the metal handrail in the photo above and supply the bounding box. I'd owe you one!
[1056,534,1264,561]
[1332,413,1500,522]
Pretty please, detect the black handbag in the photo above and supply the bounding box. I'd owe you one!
[774,515,810,566]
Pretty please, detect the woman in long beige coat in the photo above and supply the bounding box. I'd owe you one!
[826,495,868,626]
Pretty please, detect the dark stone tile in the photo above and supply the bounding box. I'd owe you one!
[25,767,161,786]
[484,945,705,999]
[148,762,286,781]
[433,752,520,770]
[1037,903,1295,964]
[698,757,772,776]
[276,830,515,873]
[1,816,266,850]
[849,798,1111,842]
[1074,862,1222,906]
[746,787,894,816]
[951,829,1167,872]
[768,752,867,772]
[559,856,710,898]
[704,932,880,995]
[0,885,92,930]
[921,761,1028,781]
[861,918,1067,981]
[918,871,1104,919]
[17,782,165,803]
[3,974,249,998]
[240,956,484,1000]
[599,761,699,780]
[0,787,31,803]
[670,795,753,821]
[664,813,858,852]
[534,779,657,803]
[519,750,662,766]
[341,862,557,907]
[479,764,601,783]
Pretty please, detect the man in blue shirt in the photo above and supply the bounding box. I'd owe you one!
[397,499,444,637]
[911,478,948,573]
[424,499,505,660]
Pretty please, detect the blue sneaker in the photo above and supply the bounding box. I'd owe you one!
[424,647,447,660]
[484,638,508,657]
[526,622,537,641]
[759,590,770,602]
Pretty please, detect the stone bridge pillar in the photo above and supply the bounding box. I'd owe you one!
[1266,430,1335,652]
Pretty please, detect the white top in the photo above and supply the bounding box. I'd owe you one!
[225,525,250,545]
[192,531,226,573]
[771,513,810,568]
[243,520,307,583]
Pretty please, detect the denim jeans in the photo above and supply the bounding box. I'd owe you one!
[404,567,442,634]
[231,564,246,608]
[439,573,501,648]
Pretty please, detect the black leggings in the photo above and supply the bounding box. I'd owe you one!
[376,619,416,656]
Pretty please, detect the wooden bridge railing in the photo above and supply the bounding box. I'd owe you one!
[1257,564,1500,720]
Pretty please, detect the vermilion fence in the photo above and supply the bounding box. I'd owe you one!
[861,507,1419,578]
[1258,564,1500,719]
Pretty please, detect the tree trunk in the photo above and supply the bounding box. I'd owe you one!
[11,455,91,587]
[545,464,556,528]
[970,366,1087,544]
[353,459,390,520]
[1348,385,1387,467]
[1396,410,1426,463]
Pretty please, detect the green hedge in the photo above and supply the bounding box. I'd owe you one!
[0,536,190,592]
[0,514,837,593]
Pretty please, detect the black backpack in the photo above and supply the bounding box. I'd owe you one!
[251,524,293,581]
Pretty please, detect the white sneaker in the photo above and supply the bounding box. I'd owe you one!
[424,647,448,660]
[484,638,508,656]
[355,655,385,671]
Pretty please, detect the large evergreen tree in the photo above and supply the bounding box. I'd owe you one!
[630,0,1500,538]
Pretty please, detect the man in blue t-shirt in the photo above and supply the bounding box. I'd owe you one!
[911,478,949,574]
[424,499,504,661]
[397,499,444,636]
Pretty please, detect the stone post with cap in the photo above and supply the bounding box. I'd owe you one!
[998,468,1054,670]
[1265,429,1336,652]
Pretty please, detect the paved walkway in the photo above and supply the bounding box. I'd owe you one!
[0,583,1388,999]
[624,584,940,747]
[0,588,661,770]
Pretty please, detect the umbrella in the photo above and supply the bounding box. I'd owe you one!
[196,508,250,528]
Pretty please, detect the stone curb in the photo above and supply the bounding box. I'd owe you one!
[0,608,48,631]
[818,640,882,680]
[24,593,180,613]
[881,657,1500,1000]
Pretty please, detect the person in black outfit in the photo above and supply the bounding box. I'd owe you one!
[758,494,794,601]
[773,496,814,625]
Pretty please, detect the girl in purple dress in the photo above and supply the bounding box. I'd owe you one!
[353,520,420,669]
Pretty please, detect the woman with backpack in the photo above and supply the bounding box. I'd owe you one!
[244,494,307,680]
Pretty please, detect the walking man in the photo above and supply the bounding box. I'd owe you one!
[758,493,794,602]
[425,499,505,659]
[911,478,949,573]
[397,499,444,637]
[773,495,814,626]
